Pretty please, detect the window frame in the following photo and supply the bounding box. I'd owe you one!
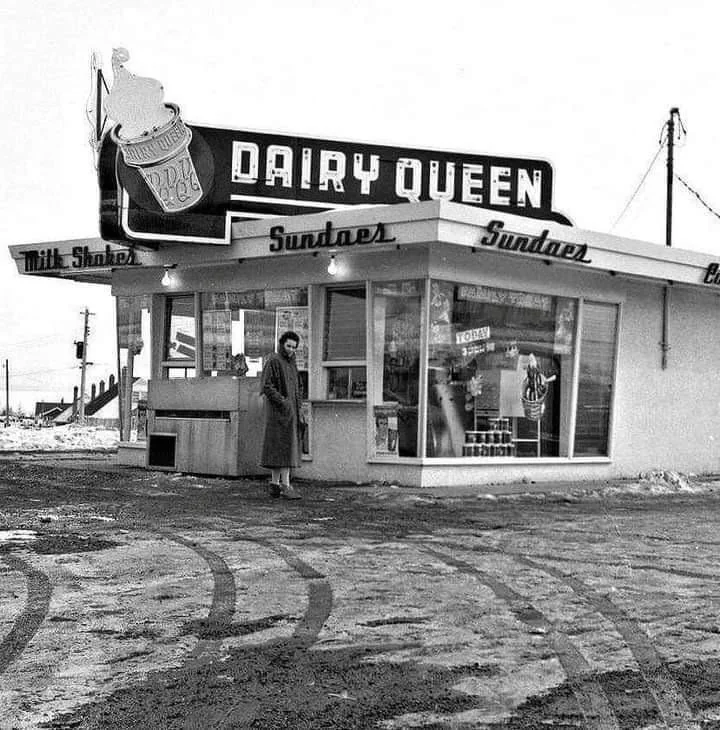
[160,293,198,378]
[321,283,368,401]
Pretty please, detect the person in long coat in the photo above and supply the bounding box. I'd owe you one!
[260,330,303,499]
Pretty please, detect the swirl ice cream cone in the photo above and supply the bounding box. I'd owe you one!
[105,49,203,213]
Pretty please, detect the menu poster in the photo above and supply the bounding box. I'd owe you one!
[458,285,552,312]
[374,404,399,456]
[300,401,312,457]
[202,290,264,310]
[473,369,501,411]
[275,307,309,370]
[245,310,276,358]
[265,288,308,308]
[202,310,233,371]
[554,299,576,355]
[117,297,143,352]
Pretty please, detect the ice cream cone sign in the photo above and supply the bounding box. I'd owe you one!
[104,49,203,213]
[521,353,557,420]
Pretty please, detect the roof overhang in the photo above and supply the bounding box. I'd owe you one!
[7,238,154,284]
[9,201,720,292]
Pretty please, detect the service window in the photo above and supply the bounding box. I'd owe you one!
[200,288,309,395]
[162,295,197,378]
[323,286,367,400]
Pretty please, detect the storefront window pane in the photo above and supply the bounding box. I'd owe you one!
[327,366,366,400]
[200,288,308,395]
[117,295,151,442]
[372,281,422,457]
[324,287,366,360]
[426,281,577,459]
[574,301,618,456]
[164,296,196,362]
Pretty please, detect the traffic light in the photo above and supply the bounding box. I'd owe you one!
[75,341,84,359]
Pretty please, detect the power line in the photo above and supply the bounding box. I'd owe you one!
[610,139,666,231]
[675,173,720,223]
[1,335,67,349]
[11,366,81,378]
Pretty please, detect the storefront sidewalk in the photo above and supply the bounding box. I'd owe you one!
[8,450,720,502]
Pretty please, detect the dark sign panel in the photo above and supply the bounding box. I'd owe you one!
[99,126,571,246]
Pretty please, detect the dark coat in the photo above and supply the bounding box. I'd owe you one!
[260,351,302,468]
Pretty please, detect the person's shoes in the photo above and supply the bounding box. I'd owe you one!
[280,484,301,500]
[268,482,282,498]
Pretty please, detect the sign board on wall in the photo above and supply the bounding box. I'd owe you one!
[275,307,309,370]
[99,127,572,247]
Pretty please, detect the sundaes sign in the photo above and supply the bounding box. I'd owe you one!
[479,220,592,264]
[97,52,571,247]
[268,221,395,253]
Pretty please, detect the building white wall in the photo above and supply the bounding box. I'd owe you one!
[612,283,720,476]
[114,237,720,487]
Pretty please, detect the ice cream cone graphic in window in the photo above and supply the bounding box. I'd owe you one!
[105,48,203,213]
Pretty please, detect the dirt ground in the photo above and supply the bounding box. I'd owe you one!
[1,456,720,729]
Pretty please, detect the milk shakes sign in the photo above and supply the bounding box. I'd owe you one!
[98,52,571,246]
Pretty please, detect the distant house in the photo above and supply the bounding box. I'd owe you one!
[44,373,129,428]
[34,401,66,424]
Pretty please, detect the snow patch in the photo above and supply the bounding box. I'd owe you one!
[0,424,119,452]
[0,529,38,544]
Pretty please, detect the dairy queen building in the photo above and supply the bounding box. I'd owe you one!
[8,55,720,488]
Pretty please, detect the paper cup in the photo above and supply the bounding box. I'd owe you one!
[112,103,203,212]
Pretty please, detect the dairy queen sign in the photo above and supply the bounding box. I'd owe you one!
[96,51,571,247]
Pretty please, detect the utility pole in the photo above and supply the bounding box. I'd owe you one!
[4,359,9,427]
[77,308,94,422]
[661,107,680,370]
[665,107,679,248]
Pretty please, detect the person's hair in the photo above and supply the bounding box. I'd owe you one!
[279,330,300,347]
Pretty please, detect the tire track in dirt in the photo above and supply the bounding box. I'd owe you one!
[422,546,619,730]
[514,553,698,729]
[0,554,52,675]
[434,540,698,728]
[160,532,237,666]
[207,536,333,729]
[256,540,333,649]
[520,551,718,581]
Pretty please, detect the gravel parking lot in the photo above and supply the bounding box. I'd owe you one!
[1,457,720,729]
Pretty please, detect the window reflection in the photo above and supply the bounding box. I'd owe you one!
[372,281,422,457]
[426,281,580,458]
[164,296,196,362]
[575,301,619,456]
[117,295,151,443]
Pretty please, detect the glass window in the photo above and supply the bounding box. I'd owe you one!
[371,280,423,457]
[324,286,366,400]
[426,281,578,459]
[200,288,308,395]
[324,287,366,360]
[117,295,151,442]
[164,296,196,362]
[574,301,618,456]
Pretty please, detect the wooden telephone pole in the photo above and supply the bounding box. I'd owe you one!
[77,308,94,422]
[661,107,680,370]
[4,359,8,427]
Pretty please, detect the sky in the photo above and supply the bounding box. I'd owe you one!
[1,0,720,412]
